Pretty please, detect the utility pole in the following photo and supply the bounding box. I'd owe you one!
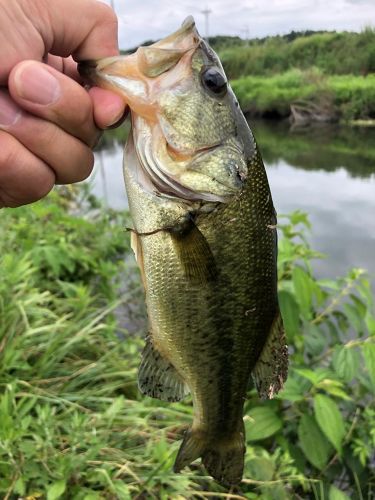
[110,0,115,11]
[242,25,250,46]
[201,7,212,40]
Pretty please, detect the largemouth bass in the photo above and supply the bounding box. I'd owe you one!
[79,17,288,486]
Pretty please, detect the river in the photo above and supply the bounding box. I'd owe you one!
[88,119,375,283]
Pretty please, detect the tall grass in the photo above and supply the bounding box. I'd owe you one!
[0,190,374,498]
[231,70,375,120]
[220,28,375,79]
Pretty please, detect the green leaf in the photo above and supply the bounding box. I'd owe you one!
[329,485,351,500]
[332,346,360,382]
[318,279,340,291]
[304,323,328,355]
[245,407,282,441]
[278,290,300,341]
[295,367,331,385]
[47,480,66,500]
[277,375,308,402]
[14,477,26,496]
[83,494,102,500]
[112,480,131,499]
[246,456,275,481]
[298,414,332,469]
[362,342,375,391]
[292,266,313,319]
[314,394,345,454]
[343,303,363,333]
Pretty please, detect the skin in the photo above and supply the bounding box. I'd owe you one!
[0,0,127,208]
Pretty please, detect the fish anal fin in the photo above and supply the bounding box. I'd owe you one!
[174,424,245,486]
[170,217,217,285]
[252,312,288,399]
[138,337,189,402]
[131,230,147,290]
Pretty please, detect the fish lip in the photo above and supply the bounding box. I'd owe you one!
[77,60,97,81]
[78,57,125,82]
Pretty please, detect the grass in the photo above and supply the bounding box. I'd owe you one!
[0,190,374,498]
[218,28,375,121]
[231,70,375,120]
[219,28,375,79]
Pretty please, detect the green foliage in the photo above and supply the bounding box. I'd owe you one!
[231,70,375,120]
[220,28,375,79]
[0,190,374,498]
[215,28,375,121]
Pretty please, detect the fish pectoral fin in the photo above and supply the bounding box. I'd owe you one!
[138,337,189,402]
[252,311,288,399]
[130,231,147,291]
[174,425,245,486]
[170,216,217,284]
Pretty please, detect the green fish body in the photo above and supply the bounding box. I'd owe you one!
[79,17,288,486]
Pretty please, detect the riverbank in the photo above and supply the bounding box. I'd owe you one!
[214,28,375,123]
[231,70,375,122]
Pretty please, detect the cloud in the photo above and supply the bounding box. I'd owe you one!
[103,0,375,49]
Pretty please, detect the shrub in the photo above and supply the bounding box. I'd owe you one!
[0,191,374,498]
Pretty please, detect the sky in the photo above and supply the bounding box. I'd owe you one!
[102,0,375,49]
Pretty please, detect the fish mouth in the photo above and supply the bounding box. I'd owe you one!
[78,16,200,87]
[77,60,97,81]
[136,145,230,204]
[132,120,233,204]
[166,141,222,161]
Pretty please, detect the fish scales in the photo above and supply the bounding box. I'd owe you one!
[79,16,288,486]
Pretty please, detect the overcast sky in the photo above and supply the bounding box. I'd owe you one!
[102,0,375,49]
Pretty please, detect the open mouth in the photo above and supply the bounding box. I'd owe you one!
[166,141,222,162]
[132,132,228,204]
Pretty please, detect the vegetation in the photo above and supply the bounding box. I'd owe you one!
[220,28,375,79]
[224,29,375,121]
[231,69,375,121]
[0,189,374,499]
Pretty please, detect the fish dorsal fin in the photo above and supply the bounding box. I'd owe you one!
[138,337,190,402]
[252,312,288,399]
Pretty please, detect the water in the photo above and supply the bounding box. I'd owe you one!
[88,120,375,282]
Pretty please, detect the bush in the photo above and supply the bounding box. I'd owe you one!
[0,191,374,498]
[220,28,375,79]
[231,71,375,120]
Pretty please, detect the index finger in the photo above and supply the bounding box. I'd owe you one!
[22,0,119,60]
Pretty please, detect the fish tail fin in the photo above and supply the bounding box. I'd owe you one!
[174,425,245,486]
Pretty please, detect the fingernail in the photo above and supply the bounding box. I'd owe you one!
[0,91,22,127]
[15,63,61,105]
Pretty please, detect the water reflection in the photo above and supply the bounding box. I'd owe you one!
[87,120,375,280]
[251,120,375,180]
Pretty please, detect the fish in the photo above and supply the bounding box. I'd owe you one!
[78,16,288,486]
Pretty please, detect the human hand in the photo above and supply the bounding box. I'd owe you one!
[0,0,127,207]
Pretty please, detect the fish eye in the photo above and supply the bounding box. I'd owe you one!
[201,67,227,96]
